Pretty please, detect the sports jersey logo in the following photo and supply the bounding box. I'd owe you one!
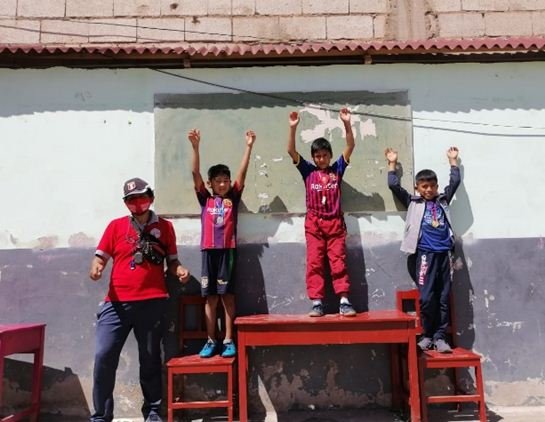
[223,199,233,207]
[329,173,337,182]
[150,228,161,238]
[310,182,339,191]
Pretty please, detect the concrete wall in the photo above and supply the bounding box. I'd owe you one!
[3,0,545,44]
[1,62,545,418]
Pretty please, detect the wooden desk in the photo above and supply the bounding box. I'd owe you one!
[0,323,46,422]
[235,311,420,422]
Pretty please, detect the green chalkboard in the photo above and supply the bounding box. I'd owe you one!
[154,91,413,215]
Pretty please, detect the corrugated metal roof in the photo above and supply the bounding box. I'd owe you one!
[2,37,545,67]
[2,37,545,57]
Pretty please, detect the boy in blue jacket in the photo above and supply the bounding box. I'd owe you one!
[386,146,460,353]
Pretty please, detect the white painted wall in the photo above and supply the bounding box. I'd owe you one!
[1,63,545,250]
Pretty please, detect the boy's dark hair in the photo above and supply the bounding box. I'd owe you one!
[415,169,438,184]
[208,164,231,180]
[310,137,333,157]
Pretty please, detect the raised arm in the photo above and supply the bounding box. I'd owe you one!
[340,107,355,161]
[444,146,461,203]
[287,111,300,162]
[188,129,205,191]
[235,130,256,188]
[385,147,412,208]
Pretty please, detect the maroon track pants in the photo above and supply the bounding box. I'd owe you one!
[304,213,350,300]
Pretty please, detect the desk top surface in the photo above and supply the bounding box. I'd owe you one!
[0,323,46,334]
[235,310,414,326]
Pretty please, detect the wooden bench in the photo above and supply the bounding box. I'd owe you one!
[235,311,421,422]
[0,323,46,422]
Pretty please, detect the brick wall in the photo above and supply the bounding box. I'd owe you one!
[1,0,545,45]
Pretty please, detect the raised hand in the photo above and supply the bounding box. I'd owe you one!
[187,128,200,147]
[447,146,459,160]
[289,111,300,128]
[384,147,398,164]
[245,130,256,147]
[339,107,351,123]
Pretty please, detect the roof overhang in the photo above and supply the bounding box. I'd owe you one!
[2,37,545,68]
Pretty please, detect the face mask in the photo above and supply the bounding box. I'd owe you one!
[125,197,152,215]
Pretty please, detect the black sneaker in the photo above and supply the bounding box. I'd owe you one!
[434,338,453,353]
[417,336,433,351]
[308,303,324,317]
[339,302,357,316]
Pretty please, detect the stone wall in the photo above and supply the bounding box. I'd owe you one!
[1,0,545,45]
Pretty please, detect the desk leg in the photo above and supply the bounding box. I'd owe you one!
[390,344,401,410]
[0,347,4,408]
[30,328,45,422]
[237,334,248,422]
[407,334,421,422]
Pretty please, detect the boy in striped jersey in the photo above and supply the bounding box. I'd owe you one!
[188,128,256,358]
[287,108,356,317]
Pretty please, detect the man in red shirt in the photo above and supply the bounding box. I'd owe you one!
[88,177,189,422]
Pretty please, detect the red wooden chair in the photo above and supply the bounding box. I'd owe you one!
[166,295,234,422]
[396,289,487,422]
[177,295,225,353]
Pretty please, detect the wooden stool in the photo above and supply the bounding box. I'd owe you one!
[166,355,235,422]
[419,348,486,422]
[167,295,234,421]
[395,289,486,422]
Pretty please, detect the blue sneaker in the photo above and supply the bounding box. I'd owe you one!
[199,339,218,358]
[221,341,236,358]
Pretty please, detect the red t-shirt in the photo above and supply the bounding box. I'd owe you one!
[95,212,178,302]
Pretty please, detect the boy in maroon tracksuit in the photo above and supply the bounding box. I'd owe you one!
[287,108,356,317]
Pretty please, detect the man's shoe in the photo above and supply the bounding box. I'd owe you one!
[145,414,162,422]
[308,303,324,317]
[221,341,236,358]
[434,338,453,353]
[417,337,433,351]
[339,302,357,316]
[199,339,218,358]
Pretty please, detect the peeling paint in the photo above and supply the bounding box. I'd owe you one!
[487,378,545,406]
[35,235,58,250]
[68,232,96,248]
[361,119,377,138]
[496,320,524,332]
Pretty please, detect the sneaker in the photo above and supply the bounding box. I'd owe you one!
[308,303,324,317]
[145,414,162,422]
[434,338,453,353]
[339,302,356,316]
[417,336,433,351]
[221,341,236,358]
[199,339,218,358]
